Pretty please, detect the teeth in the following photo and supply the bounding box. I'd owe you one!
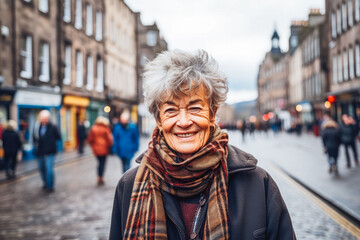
[176,133,195,137]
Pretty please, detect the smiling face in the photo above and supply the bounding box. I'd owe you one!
[157,85,217,160]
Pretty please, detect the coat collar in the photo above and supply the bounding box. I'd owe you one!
[135,144,258,174]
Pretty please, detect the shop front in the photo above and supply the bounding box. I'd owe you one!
[0,88,16,161]
[87,99,108,128]
[61,95,89,150]
[14,90,62,160]
[327,88,360,123]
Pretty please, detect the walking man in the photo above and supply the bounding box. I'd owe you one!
[113,110,139,173]
[34,110,61,192]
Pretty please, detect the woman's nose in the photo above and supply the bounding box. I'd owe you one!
[176,109,192,127]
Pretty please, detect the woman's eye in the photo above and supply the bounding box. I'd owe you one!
[165,108,176,113]
[189,107,201,112]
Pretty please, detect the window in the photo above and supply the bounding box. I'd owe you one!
[147,31,157,46]
[76,51,83,87]
[349,46,355,79]
[331,11,337,38]
[96,59,103,92]
[342,2,347,31]
[86,56,93,90]
[20,35,32,79]
[39,42,50,82]
[343,49,349,81]
[338,52,343,82]
[63,0,71,23]
[356,43,360,77]
[356,0,360,22]
[86,4,92,36]
[75,0,82,29]
[110,20,115,42]
[117,27,121,47]
[337,7,342,35]
[39,0,49,13]
[95,11,102,41]
[348,0,354,26]
[63,45,71,85]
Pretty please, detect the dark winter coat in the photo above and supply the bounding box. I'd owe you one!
[112,123,139,160]
[2,129,22,154]
[77,124,87,141]
[322,127,341,159]
[109,145,296,240]
[34,123,61,156]
[340,122,357,144]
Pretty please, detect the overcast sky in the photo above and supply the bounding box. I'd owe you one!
[125,0,325,104]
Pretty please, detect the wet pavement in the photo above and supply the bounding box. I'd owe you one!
[0,132,359,239]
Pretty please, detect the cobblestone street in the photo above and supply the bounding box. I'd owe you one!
[0,134,359,239]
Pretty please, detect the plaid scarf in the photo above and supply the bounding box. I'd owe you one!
[123,125,229,240]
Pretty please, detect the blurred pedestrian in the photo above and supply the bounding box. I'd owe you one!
[2,120,22,179]
[321,120,341,174]
[340,114,359,168]
[113,110,139,173]
[110,50,295,239]
[33,110,61,192]
[88,116,113,186]
[240,119,246,142]
[77,120,87,155]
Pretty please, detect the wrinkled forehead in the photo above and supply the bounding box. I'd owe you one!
[160,84,209,104]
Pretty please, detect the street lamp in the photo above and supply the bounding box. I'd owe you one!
[296,104,302,112]
[324,101,331,109]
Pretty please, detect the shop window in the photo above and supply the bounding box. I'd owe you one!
[20,35,32,79]
[147,30,157,47]
[39,42,50,82]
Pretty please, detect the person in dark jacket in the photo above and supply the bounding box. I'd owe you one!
[340,114,359,168]
[2,120,22,179]
[77,120,87,155]
[33,110,61,192]
[321,120,341,174]
[109,50,295,240]
[112,110,139,173]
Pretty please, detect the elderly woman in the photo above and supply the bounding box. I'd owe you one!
[109,50,295,239]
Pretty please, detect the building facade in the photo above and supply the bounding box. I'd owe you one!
[105,0,137,124]
[59,0,106,150]
[326,0,360,121]
[257,30,289,118]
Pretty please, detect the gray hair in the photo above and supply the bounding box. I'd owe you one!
[143,49,228,120]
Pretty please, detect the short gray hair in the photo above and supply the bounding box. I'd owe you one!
[143,49,228,120]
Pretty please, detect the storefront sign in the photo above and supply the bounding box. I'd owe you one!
[0,89,15,104]
[15,90,61,107]
[63,95,89,107]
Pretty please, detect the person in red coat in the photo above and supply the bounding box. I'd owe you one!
[88,116,113,185]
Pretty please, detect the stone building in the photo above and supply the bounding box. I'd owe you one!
[135,13,168,135]
[326,0,360,121]
[257,30,289,117]
[11,0,62,158]
[59,0,106,150]
[0,0,16,122]
[297,9,329,123]
[104,0,137,123]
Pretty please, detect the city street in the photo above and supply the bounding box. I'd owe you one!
[0,132,359,239]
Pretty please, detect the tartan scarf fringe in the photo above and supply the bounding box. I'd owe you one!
[124,125,230,240]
